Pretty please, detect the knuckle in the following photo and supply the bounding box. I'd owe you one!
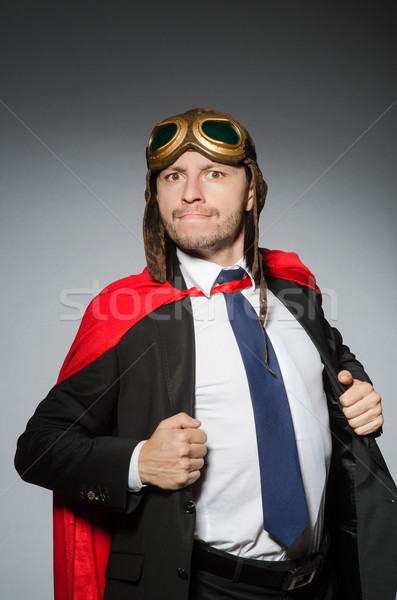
[176,472,190,487]
[178,443,190,458]
[342,406,353,419]
[365,393,376,407]
[348,417,359,430]
[179,457,190,471]
[178,431,189,443]
[355,427,367,436]
[362,382,373,394]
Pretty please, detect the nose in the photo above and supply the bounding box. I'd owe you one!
[181,174,205,204]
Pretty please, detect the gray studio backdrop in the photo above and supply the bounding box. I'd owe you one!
[1,2,396,598]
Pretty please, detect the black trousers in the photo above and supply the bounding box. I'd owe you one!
[189,558,338,600]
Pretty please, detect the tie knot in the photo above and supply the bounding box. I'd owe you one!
[216,267,246,285]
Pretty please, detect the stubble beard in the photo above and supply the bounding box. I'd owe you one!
[160,205,247,255]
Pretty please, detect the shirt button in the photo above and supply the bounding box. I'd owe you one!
[184,500,196,514]
[177,568,188,580]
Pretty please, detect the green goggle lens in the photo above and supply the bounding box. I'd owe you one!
[201,120,241,145]
[149,123,178,153]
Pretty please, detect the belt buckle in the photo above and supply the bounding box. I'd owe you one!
[282,555,323,591]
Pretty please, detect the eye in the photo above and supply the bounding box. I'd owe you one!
[165,172,183,182]
[208,171,223,180]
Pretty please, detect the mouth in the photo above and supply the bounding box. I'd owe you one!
[178,213,211,220]
[173,209,219,220]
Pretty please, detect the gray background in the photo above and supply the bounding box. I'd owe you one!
[1,1,396,597]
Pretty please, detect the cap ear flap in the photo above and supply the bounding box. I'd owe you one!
[245,178,255,212]
[143,170,167,282]
[246,158,267,213]
[251,185,260,280]
[244,159,267,280]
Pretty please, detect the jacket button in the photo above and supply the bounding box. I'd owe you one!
[177,567,188,580]
[184,500,195,514]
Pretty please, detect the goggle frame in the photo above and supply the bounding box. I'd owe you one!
[147,113,249,171]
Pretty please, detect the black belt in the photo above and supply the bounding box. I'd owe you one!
[192,537,329,592]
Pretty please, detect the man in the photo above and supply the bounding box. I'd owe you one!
[15,108,397,600]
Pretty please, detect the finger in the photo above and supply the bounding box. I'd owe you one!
[341,388,379,415]
[186,428,208,444]
[174,465,204,489]
[339,382,374,407]
[188,457,205,472]
[158,413,201,430]
[345,403,383,428]
[188,443,208,458]
[185,470,203,486]
[338,370,353,386]
[350,414,384,436]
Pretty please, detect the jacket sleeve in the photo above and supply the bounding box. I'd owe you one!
[14,345,141,513]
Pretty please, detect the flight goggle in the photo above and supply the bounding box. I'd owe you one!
[146,113,256,171]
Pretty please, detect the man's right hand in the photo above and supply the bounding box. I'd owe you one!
[138,413,207,490]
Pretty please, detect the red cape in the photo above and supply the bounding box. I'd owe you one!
[53,249,319,600]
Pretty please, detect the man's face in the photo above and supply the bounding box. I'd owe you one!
[156,151,254,264]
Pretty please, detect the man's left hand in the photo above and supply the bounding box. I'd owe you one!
[338,370,383,435]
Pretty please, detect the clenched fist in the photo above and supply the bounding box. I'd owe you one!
[138,412,207,490]
[338,370,383,435]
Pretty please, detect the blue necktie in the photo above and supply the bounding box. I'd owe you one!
[217,267,309,548]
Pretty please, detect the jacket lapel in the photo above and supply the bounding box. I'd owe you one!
[266,276,344,395]
[152,267,196,417]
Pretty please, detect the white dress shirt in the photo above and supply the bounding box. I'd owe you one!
[129,249,332,561]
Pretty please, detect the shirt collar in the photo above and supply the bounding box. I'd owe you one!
[176,248,255,298]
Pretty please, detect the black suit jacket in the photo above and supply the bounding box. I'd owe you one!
[15,275,397,600]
